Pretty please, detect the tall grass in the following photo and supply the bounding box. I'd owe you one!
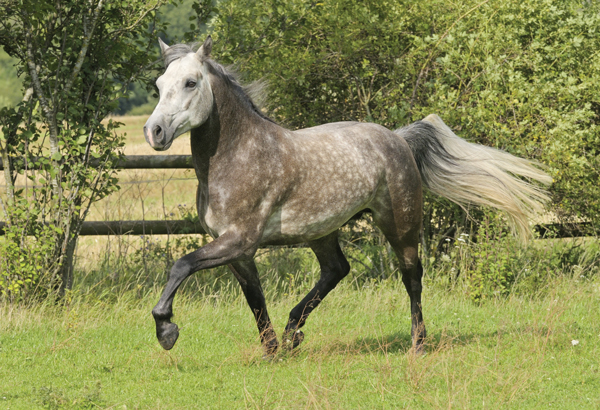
[1,269,599,409]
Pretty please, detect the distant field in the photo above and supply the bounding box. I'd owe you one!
[1,276,598,409]
[94,114,197,220]
[77,115,199,270]
[0,115,197,223]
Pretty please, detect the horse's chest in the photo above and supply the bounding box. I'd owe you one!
[196,178,260,237]
[195,181,220,238]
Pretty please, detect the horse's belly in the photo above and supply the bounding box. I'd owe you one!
[260,187,374,245]
[260,213,352,245]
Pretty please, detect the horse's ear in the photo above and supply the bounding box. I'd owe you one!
[197,35,212,60]
[158,37,170,56]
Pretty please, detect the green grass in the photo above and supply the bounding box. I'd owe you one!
[1,275,599,409]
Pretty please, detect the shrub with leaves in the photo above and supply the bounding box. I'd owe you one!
[430,208,600,302]
[465,212,518,302]
[0,222,55,300]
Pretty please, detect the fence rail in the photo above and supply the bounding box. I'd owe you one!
[0,155,194,170]
[0,220,597,239]
[533,222,597,239]
[0,220,206,236]
[0,155,597,239]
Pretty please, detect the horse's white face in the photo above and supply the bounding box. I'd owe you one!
[144,38,213,151]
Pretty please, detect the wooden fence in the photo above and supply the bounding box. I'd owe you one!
[0,155,596,239]
[0,155,206,236]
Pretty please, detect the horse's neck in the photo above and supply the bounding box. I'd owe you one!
[190,76,281,178]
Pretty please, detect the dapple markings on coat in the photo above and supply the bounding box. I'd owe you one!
[143,36,551,356]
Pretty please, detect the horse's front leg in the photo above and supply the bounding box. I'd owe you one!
[152,231,256,350]
[229,261,278,356]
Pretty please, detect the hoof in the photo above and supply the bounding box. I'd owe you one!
[283,329,304,350]
[413,343,426,356]
[157,321,179,350]
[264,341,279,357]
[262,352,277,362]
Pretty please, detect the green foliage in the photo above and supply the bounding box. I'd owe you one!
[159,0,214,43]
[0,0,172,299]
[411,0,600,224]
[429,209,600,302]
[0,48,23,108]
[464,212,518,302]
[0,224,55,300]
[210,0,600,232]
[213,0,434,127]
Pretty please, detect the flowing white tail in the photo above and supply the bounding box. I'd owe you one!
[396,114,552,240]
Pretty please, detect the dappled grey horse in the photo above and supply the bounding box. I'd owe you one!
[144,36,551,355]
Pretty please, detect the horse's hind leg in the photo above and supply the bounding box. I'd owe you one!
[396,239,426,353]
[283,230,350,349]
[372,203,427,353]
[376,221,426,352]
[229,260,278,356]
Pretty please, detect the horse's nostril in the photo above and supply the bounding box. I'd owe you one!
[154,125,163,138]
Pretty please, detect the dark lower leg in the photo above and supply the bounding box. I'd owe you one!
[372,196,426,354]
[284,232,350,348]
[152,232,255,350]
[284,278,334,332]
[152,258,192,350]
[229,262,278,355]
[403,259,426,352]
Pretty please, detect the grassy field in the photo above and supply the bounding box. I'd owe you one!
[1,275,599,409]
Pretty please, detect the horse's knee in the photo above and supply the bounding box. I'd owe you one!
[152,305,172,321]
[410,279,423,294]
[401,258,423,294]
[416,259,423,278]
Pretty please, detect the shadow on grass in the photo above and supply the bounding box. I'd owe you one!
[310,328,511,358]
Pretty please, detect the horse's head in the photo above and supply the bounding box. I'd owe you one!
[144,36,214,151]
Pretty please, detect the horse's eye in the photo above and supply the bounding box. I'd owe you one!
[185,80,197,88]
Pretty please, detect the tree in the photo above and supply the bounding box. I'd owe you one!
[0,0,171,299]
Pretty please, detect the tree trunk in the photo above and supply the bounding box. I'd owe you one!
[58,234,77,297]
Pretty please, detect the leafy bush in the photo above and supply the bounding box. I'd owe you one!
[0,225,55,301]
[430,209,600,302]
[464,212,519,302]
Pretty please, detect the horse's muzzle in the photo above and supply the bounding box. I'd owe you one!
[143,122,172,151]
